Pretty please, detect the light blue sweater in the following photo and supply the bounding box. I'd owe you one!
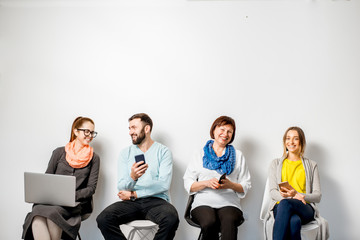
[117,142,173,202]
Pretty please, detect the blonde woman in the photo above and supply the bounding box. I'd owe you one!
[264,127,329,240]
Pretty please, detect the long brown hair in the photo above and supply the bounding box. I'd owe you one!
[69,117,95,142]
[282,126,306,157]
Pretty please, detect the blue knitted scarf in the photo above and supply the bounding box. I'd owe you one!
[203,140,236,175]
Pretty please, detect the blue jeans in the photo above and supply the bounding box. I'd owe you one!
[96,197,179,240]
[273,199,315,240]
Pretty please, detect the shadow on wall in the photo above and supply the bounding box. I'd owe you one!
[307,143,345,239]
[237,137,267,240]
[149,132,196,239]
[170,159,191,239]
[91,140,107,213]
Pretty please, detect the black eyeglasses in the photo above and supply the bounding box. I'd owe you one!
[77,129,98,138]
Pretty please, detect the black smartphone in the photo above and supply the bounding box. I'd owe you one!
[135,154,146,166]
[219,173,226,183]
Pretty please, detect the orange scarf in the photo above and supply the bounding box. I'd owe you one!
[65,141,94,168]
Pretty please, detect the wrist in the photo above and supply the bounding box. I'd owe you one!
[130,191,136,201]
[294,192,303,199]
[130,173,138,181]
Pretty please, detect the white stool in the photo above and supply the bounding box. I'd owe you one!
[125,220,158,240]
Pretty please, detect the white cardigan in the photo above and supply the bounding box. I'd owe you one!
[183,148,251,211]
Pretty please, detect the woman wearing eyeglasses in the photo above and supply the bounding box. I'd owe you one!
[22,117,100,240]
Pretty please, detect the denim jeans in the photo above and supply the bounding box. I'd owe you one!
[96,197,179,240]
[273,199,315,240]
[191,206,244,240]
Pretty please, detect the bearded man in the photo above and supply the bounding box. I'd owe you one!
[97,113,179,240]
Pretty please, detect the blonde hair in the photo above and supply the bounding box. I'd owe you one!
[282,126,306,157]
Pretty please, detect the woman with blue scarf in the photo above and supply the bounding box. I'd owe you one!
[183,116,251,240]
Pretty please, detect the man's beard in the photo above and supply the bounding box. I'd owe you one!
[132,128,146,145]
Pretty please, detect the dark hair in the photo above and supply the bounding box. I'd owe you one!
[210,116,236,144]
[282,126,306,157]
[70,117,95,142]
[128,113,153,132]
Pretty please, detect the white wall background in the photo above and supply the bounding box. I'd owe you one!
[1,0,359,239]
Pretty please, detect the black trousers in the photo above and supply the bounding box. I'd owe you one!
[96,197,179,240]
[191,206,244,240]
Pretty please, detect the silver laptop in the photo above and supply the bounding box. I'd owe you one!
[24,172,77,207]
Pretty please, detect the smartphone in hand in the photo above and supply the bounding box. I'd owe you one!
[219,173,226,183]
[135,154,146,166]
[278,181,293,191]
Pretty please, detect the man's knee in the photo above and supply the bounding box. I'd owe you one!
[96,210,111,229]
[154,205,179,230]
[169,212,180,228]
[162,210,179,229]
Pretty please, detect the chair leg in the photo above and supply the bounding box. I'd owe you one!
[127,228,136,240]
[77,232,82,240]
[197,231,221,240]
[127,228,158,240]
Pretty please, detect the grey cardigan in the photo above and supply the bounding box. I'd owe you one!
[46,147,100,204]
[22,147,100,239]
[263,156,329,240]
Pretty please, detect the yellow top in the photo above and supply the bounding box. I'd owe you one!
[281,158,306,194]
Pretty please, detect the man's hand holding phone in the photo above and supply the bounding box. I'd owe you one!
[135,154,146,166]
[130,154,148,181]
